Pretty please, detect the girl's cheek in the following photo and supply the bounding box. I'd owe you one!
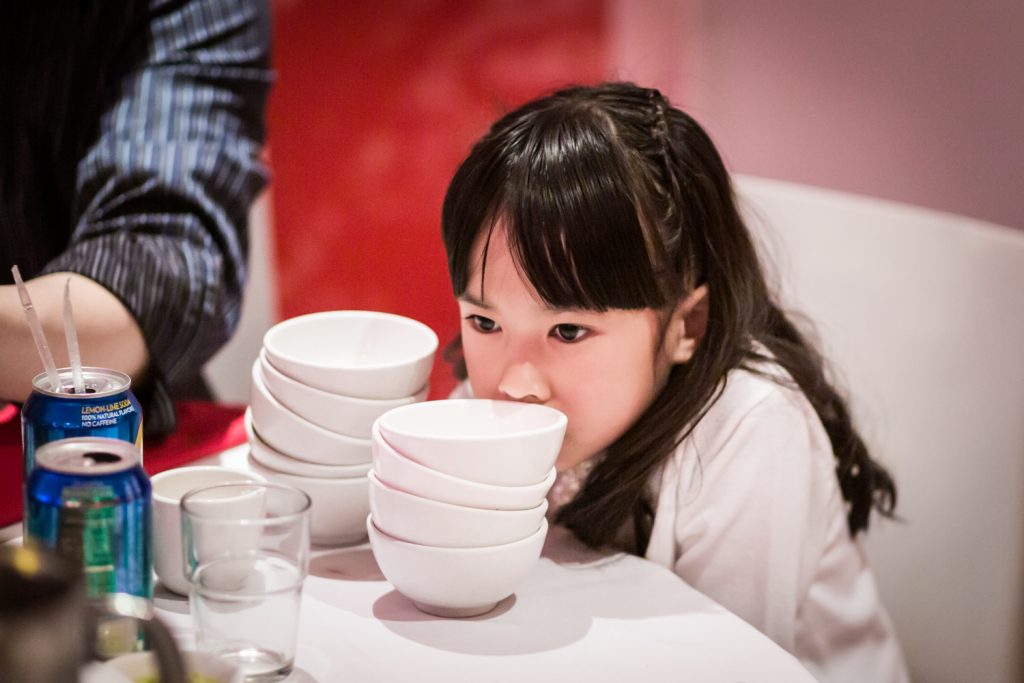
[463,347,499,396]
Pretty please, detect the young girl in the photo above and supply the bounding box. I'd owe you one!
[440,83,909,682]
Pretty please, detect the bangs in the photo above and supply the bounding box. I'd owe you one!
[443,102,671,311]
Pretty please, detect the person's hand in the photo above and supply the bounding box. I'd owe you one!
[0,272,149,402]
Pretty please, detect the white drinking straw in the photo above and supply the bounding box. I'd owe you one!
[11,265,62,392]
[63,278,85,394]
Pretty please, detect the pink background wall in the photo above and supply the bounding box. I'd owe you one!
[610,0,1024,231]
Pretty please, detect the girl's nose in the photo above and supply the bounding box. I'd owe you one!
[498,361,551,403]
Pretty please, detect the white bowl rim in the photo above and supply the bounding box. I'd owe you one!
[247,452,368,485]
[378,398,567,443]
[371,420,556,492]
[181,481,312,522]
[367,514,548,553]
[368,470,548,518]
[245,408,372,478]
[259,348,429,406]
[263,310,439,373]
[251,360,372,447]
[150,465,266,504]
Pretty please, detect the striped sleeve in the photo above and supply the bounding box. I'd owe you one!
[41,0,272,435]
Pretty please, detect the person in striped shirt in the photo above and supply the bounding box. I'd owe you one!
[0,0,272,436]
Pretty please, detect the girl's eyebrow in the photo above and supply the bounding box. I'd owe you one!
[458,293,491,309]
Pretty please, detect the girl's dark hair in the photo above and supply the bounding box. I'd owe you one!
[441,82,896,553]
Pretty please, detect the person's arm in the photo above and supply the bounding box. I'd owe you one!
[667,388,833,651]
[0,273,148,401]
[37,0,272,434]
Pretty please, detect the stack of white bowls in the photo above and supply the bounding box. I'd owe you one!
[247,311,437,545]
[368,399,567,617]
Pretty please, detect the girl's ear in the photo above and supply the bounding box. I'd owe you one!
[665,285,710,364]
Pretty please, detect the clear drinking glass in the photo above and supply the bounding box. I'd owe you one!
[181,482,311,681]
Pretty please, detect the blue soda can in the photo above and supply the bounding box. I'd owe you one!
[25,437,152,602]
[21,366,143,477]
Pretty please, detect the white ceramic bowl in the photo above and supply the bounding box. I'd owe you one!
[371,421,555,510]
[250,360,372,465]
[246,408,371,479]
[367,514,548,618]
[367,470,547,548]
[248,455,369,546]
[259,348,429,439]
[377,399,567,486]
[262,311,438,399]
[151,465,267,596]
[104,650,244,683]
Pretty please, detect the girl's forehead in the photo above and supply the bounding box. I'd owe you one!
[468,225,510,276]
[465,224,547,307]
[466,219,511,278]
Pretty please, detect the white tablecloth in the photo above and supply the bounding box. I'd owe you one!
[4,445,817,682]
[147,446,818,682]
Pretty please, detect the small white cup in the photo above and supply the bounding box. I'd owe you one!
[151,466,266,595]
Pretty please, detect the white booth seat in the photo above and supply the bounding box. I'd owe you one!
[203,190,280,404]
[735,175,1024,683]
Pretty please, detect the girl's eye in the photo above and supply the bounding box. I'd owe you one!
[466,314,500,333]
[551,324,589,343]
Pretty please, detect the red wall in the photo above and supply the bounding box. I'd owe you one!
[267,0,606,398]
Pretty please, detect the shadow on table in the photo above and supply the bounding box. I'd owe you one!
[374,589,518,621]
[286,667,319,682]
[153,582,190,615]
[371,588,593,656]
[364,523,726,656]
[309,546,383,582]
[366,528,632,656]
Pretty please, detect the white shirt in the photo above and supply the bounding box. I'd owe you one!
[454,366,909,682]
[642,364,909,682]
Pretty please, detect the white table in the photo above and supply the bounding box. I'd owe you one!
[7,445,817,682]
[149,446,818,682]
